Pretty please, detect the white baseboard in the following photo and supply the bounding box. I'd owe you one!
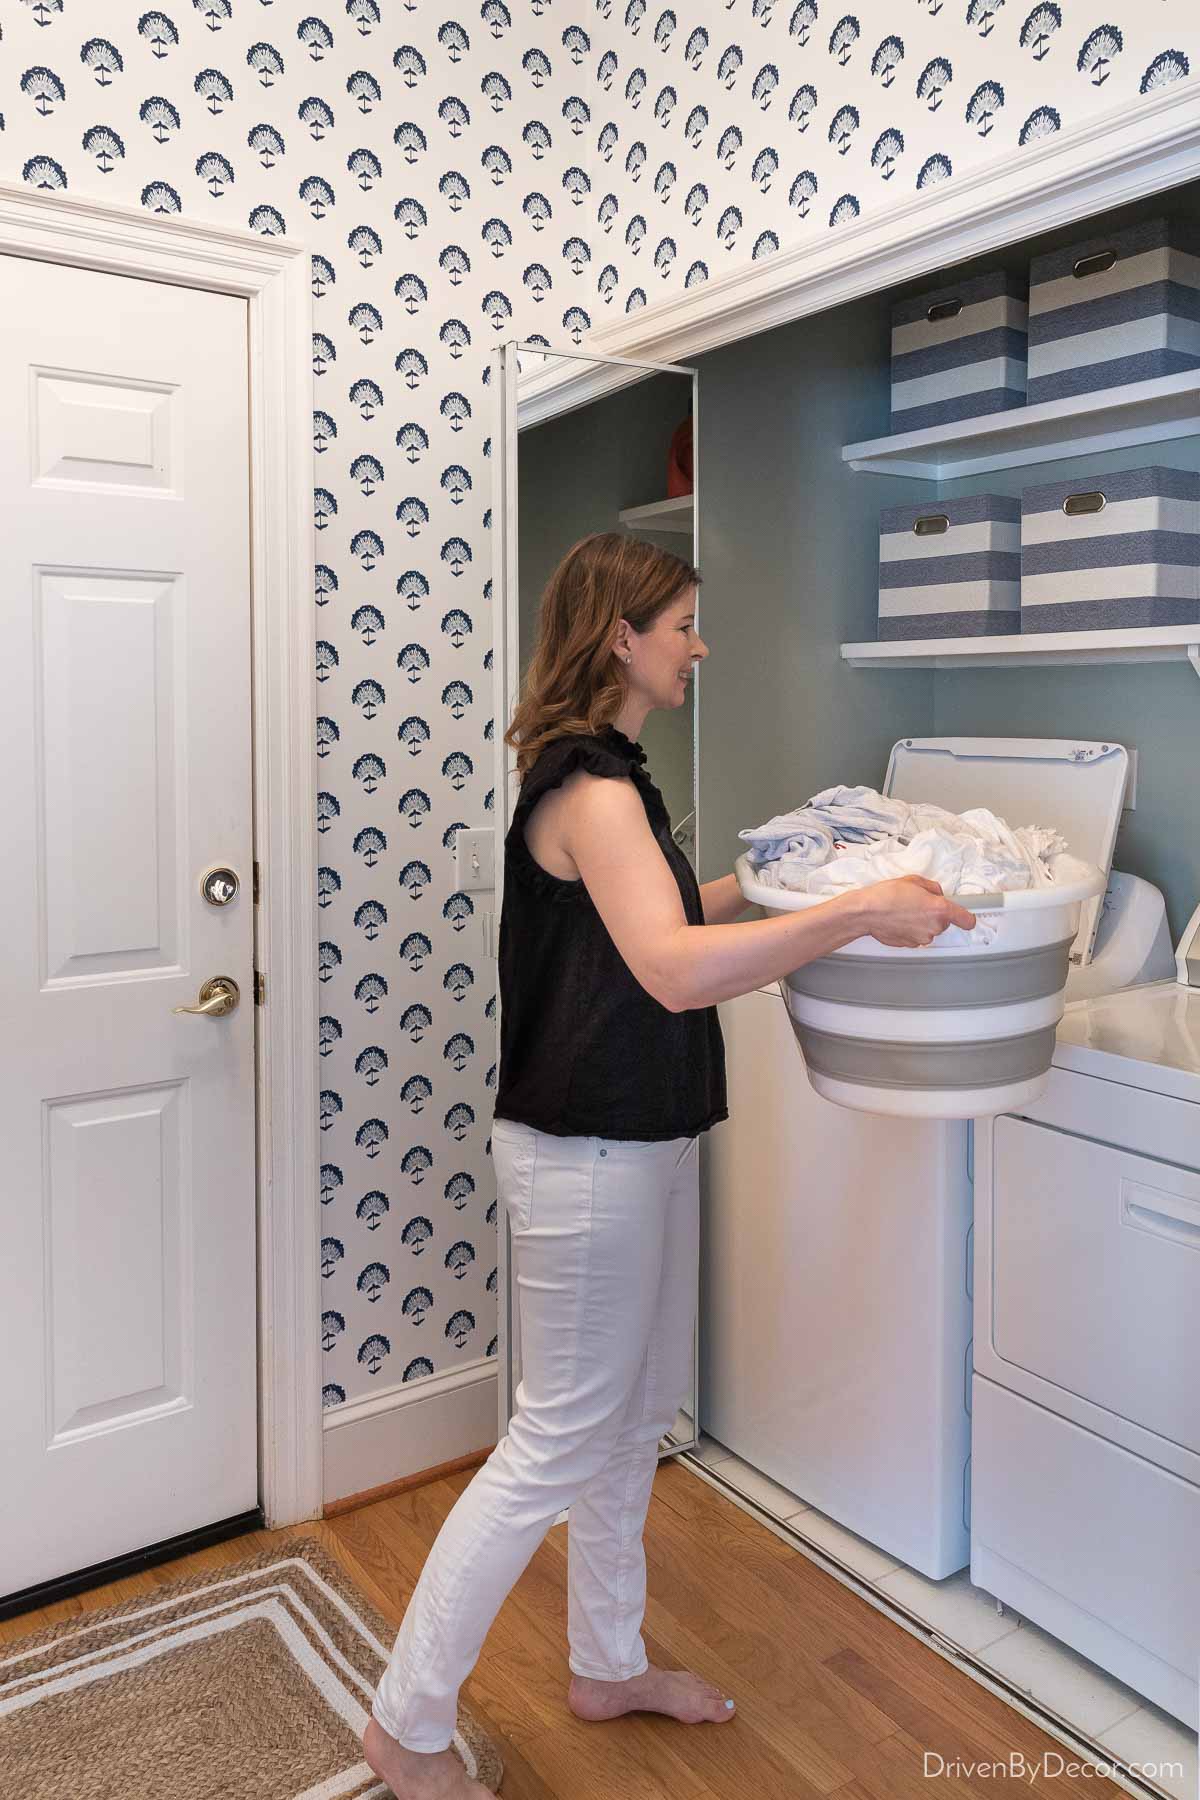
[322,1358,498,1506]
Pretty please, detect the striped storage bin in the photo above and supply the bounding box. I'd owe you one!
[1020,465,1200,633]
[1027,216,1200,405]
[878,495,1021,641]
[890,272,1028,433]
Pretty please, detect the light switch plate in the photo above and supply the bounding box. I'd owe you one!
[456,826,495,891]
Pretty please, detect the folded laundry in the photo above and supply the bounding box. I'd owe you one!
[739,786,1087,947]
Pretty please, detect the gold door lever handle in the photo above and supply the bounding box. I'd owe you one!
[173,976,240,1017]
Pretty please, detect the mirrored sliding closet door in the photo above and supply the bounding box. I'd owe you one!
[492,342,702,1457]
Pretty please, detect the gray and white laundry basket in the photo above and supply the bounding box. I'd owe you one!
[736,739,1124,1119]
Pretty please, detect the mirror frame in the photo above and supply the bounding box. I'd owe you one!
[491,339,702,1461]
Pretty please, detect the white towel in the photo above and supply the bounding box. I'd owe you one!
[735,811,837,866]
[801,785,912,841]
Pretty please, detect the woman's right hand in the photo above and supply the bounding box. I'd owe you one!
[859,875,979,948]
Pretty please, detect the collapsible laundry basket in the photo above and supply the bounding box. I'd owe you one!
[735,740,1122,1119]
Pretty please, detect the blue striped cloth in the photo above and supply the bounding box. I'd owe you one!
[890,271,1028,433]
[878,494,1021,641]
[1027,216,1200,405]
[1020,465,1200,632]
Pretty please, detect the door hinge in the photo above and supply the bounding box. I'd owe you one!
[253,861,261,904]
[254,969,266,1005]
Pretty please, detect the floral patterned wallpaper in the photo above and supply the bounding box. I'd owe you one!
[0,0,592,1414]
[580,0,1197,310]
[2,0,1195,1426]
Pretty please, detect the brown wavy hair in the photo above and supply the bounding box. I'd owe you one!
[505,531,700,776]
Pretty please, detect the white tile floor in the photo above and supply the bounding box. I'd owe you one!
[689,1434,1199,1800]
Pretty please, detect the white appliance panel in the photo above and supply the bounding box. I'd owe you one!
[972,1377,1199,1730]
[1055,981,1200,1105]
[884,737,1128,965]
[976,1071,1200,1483]
[990,1115,1200,1458]
[701,988,971,1578]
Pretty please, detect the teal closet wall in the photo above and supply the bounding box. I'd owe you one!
[694,297,934,887]
[934,440,1200,939]
[698,180,1200,936]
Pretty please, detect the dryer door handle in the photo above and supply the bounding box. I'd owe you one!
[1122,1181,1200,1250]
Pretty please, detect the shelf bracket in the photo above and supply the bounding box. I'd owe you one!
[1189,645,1200,685]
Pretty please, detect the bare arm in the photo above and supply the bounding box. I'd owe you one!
[698,872,754,925]
[562,773,978,1013]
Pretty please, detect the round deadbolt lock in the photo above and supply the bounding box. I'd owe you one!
[201,866,240,907]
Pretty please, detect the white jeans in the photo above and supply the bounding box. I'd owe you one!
[370,1118,700,1752]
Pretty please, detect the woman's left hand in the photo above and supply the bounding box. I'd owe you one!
[699,872,753,925]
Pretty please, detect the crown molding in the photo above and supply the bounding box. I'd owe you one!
[517,79,1200,428]
[0,178,306,290]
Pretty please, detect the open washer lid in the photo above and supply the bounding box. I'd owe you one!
[883,737,1130,966]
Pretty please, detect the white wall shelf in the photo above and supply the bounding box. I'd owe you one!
[842,372,1200,480]
[842,624,1200,678]
[617,494,694,534]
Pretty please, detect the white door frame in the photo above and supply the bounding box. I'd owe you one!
[0,182,322,1530]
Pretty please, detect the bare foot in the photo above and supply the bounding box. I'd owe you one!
[363,1718,494,1799]
[568,1663,736,1725]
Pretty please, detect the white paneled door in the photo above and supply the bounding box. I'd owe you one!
[0,256,257,1596]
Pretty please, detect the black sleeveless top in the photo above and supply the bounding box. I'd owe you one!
[493,724,728,1141]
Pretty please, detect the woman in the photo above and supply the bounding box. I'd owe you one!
[364,533,975,1799]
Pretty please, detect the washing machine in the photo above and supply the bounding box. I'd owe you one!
[700,739,1171,1579]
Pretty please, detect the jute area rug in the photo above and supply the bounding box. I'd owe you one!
[0,1536,504,1799]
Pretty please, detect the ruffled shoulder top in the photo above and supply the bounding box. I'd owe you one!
[493,724,728,1142]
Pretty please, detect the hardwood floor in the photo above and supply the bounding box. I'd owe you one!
[1,1457,1128,1799]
